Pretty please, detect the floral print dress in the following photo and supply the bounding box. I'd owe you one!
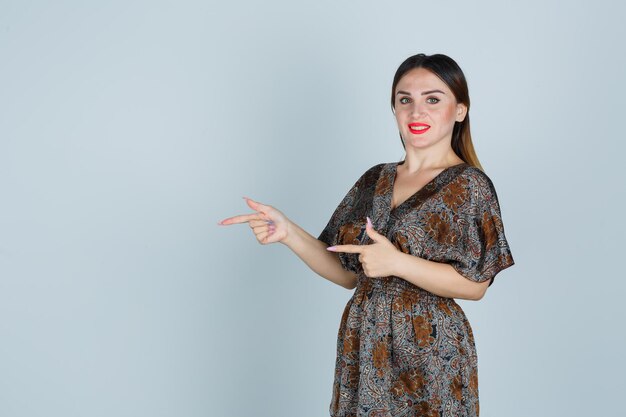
[317,161,515,417]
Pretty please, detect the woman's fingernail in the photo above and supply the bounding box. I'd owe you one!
[366,216,373,228]
[327,246,337,251]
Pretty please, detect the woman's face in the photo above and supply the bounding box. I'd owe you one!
[393,67,467,150]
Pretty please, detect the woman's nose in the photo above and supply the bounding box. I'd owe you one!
[410,102,426,117]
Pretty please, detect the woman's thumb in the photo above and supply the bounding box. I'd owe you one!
[243,196,267,211]
[365,216,383,242]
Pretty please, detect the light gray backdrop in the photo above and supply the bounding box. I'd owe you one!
[1,1,624,416]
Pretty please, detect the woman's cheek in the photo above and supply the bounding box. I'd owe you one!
[438,104,457,123]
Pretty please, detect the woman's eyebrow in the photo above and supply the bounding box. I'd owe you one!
[422,89,445,95]
[396,89,446,95]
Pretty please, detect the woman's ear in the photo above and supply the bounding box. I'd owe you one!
[455,103,468,122]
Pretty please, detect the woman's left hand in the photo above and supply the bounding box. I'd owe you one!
[327,217,402,278]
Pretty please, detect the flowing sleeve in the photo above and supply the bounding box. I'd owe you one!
[317,171,367,248]
[317,163,383,273]
[443,170,515,287]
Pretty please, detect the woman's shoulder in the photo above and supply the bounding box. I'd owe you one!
[354,161,388,183]
[365,161,389,173]
[456,164,508,207]
[459,164,497,189]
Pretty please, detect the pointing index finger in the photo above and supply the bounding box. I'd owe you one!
[218,213,264,225]
[327,244,363,253]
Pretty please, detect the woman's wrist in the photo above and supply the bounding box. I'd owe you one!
[393,251,432,283]
[391,251,411,278]
[280,218,302,248]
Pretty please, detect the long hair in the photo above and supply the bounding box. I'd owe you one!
[390,53,483,171]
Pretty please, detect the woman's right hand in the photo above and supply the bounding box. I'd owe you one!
[217,197,290,245]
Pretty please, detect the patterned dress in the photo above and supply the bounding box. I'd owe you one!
[317,161,515,417]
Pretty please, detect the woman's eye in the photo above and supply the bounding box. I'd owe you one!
[399,97,410,104]
[426,97,440,104]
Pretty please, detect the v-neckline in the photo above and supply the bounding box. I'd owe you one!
[389,161,467,212]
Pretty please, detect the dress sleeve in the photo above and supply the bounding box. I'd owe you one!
[317,172,365,248]
[445,171,515,287]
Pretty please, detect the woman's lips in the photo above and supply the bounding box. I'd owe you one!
[408,123,430,134]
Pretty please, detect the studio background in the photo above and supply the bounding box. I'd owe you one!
[1,1,623,416]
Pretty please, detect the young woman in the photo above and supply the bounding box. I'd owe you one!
[218,53,515,417]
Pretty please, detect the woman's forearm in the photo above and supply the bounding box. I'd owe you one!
[392,252,488,300]
[281,219,357,290]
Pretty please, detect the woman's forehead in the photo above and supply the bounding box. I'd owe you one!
[396,68,449,93]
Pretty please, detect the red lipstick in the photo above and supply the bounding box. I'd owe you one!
[408,122,430,135]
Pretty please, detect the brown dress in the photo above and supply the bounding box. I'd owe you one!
[318,161,515,417]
